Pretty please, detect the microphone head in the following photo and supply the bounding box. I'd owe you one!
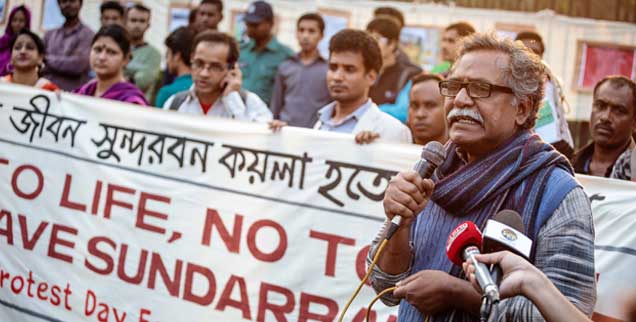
[421,141,446,168]
[482,210,532,259]
[491,210,525,233]
[446,221,483,266]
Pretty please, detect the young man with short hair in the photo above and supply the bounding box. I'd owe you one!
[192,0,223,33]
[100,1,124,26]
[315,29,411,143]
[155,27,194,108]
[431,21,475,75]
[270,13,331,128]
[124,4,161,102]
[163,31,271,123]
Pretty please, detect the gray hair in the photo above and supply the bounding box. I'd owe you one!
[453,33,546,129]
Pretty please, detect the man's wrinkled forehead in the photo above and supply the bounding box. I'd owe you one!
[449,50,509,83]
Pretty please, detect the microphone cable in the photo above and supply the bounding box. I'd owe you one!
[337,238,388,322]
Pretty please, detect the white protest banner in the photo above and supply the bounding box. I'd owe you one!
[579,175,636,322]
[0,83,420,322]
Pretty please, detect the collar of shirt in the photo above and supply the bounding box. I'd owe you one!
[317,99,372,128]
[245,37,283,53]
[290,53,326,65]
[61,21,87,37]
[185,85,223,112]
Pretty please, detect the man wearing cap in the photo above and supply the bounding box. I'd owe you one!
[239,0,293,105]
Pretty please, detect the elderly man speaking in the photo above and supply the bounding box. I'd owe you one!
[367,33,596,322]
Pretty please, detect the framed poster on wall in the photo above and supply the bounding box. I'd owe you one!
[573,40,636,92]
[0,0,6,25]
[317,8,351,59]
[230,9,249,44]
[400,25,442,71]
[168,3,192,32]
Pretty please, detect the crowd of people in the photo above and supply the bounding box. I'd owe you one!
[1,0,632,182]
[1,1,635,320]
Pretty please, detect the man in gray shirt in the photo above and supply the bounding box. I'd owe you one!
[270,13,330,128]
[43,0,94,91]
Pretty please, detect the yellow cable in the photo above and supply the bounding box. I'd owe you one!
[337,238,389,322]
[365,286,396,322]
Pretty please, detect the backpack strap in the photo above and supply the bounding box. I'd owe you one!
[168,91,191,111]
[238,89,248,105]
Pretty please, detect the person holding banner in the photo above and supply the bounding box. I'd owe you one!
[0,29,58,91]
[368,33,596,322]
[270,29,411,143]
[163,31,272,122]
[74,25,148,106]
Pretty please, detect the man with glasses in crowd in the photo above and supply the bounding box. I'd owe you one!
[368,33,595,322]
[163,31,272,123]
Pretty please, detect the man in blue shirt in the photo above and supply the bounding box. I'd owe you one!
[239,1,293,105]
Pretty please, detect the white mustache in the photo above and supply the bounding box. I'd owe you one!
[447,108,484,125]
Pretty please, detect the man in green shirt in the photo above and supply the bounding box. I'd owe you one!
[430,22,475,75]
[239,1,293,105]
[124,4,161,102]
[155,27,194,108]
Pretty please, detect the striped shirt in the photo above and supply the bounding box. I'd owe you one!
[367,187,596,321]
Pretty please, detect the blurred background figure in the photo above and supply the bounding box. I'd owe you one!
[317,29,411,143]
[192,0,224,33]
[0,5,31,76]
[155,27,194,108]
[100,1,124,27]
[407,73,448,145]
[43,0,94,91]
[367,16,421,123]
[372,6,416,67]
[124,4,161,103]
[271,13,330,128]
[515,30,575,158]
[431,21,475,75]
[1,29,58,91]
[75,25,147,106]
[163,31,271,123]
[572,76,636,180]
[239,0,293,105]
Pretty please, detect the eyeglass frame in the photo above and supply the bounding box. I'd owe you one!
[191,58,233,73]
[438,80,515,98]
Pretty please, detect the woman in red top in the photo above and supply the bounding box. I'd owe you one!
[0,29,58,91]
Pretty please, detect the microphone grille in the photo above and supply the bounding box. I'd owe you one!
[421,141,446,167]
[492,210,525,234]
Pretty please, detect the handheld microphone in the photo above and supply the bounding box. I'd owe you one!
[446,221,500,303]
[386,141,446,239]
[482,210,532,288]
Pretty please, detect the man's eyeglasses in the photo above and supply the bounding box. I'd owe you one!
[191,59,231,73]
[439,80,514,98]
